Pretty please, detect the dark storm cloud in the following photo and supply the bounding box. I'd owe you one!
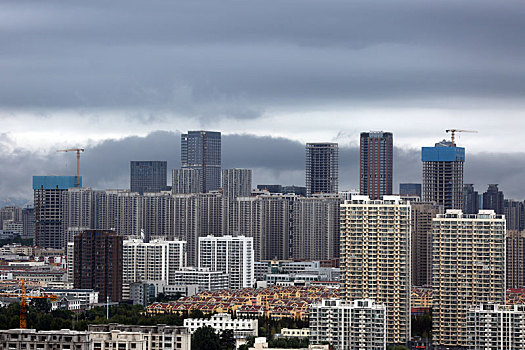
[2,131,525,205]
[0,0,524,119]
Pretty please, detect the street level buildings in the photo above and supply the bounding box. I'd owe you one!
[467,304,525,350]
[73,229,123,302]
[432,210,506,348]
[359,131,393,200]
[305,143,338,196]
[184,313,258,338]
[181,130,221,193]
[422,140,464,210]
[309,298,386,350]
[198,235,254,289]
[340,195,411,345]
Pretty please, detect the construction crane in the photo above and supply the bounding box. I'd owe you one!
[445,129,478,146]
[57,148,85,187]
[0,279,57,328]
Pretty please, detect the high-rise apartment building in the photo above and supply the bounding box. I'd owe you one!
[422,140,464,209]
[463,184,479,214]
[432,210,505,348]
[198,235,254,289]
[21,206,34,239]
[411,202,442,287]
[467,304,525,350]
[309,299,386,350]
[483,184,504,215]
[359,132,393,200]
[123,238,186,285]
[504,199,524,231]
[399,183,422,198]
[34,176,79,248]
[172,168,201,194]
[181,131,221,193]
[305,143,338,196]
[74,229,123,302]
[130,161,167,195]
[235,193,293,261]
[292,194,342,260]
[222,169,252,235]
[507,230,525,289]
[340,195,411,345]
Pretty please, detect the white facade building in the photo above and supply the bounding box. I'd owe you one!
[123,238,186,284]
[198,235,254,289]
[184,313,258,338]
[172,268,229,292]
[467,304,525,350]
[309,299,386,350]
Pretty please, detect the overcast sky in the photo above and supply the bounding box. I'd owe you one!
[1,0,525,205]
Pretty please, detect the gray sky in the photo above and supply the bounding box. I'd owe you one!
[1,0,525,204]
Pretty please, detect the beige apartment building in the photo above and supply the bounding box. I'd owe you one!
[432,210,506,348]
[340,195,411,345]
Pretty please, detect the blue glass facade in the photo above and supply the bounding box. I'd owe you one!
[32,176,81,190]
[421,146,465,162]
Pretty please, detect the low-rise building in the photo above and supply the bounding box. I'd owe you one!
[279,328,309,338]
[88,324,190,350]
[184,313,258,338]
[90,330,146,350]
[309,299,386,350]
[0,329,90,350]
[467,303,525,350]
[172,268,229,292]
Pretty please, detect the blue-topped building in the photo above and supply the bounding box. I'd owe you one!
[33,176,81,190]
[422,140,464,210]
[33,175,80,249]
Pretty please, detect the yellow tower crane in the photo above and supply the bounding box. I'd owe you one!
[57,148,85,187]
[0,279,57,328]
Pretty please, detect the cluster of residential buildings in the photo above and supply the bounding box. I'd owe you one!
[2,129,525,349]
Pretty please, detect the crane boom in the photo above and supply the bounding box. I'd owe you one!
[57,148,85,187]
[0,279,57,328]
[445,129,478,146]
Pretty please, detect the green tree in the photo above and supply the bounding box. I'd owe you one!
[219,329,236,350]
[191,326,221,350]
[30,299,51,314]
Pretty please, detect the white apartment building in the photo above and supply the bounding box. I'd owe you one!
[198,235,254,289]
[309,298,386,350]
[123,237,186,284]
[467,304,525,350]
[184,313,258,338]
[0,329,91,350]
[90,331,146,350]
[340,195,411,345]
[432,210,506,348]
[172,268,229,292]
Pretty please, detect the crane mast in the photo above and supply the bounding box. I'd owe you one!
[57,148,85,187]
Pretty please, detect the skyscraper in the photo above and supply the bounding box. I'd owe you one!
[504,199,524,231]
[130,161,167,195]
[507,230,525,289]
[181,131,221,193]
[422,139,464,209]
[33,176,79,249]
[74,229,123,302]
[463,183,479,214]
[432,209,505,348]
[411,201,442,287]
[222,169,252,235]
[359,132,393,200]
[340,195,411,345]
[305,143,338,196]
[483,184,504,215]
